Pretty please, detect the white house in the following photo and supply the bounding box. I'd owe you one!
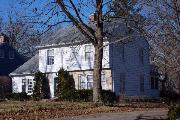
[10,20,159,98]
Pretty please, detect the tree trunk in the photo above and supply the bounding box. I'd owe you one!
[93,27,103,104]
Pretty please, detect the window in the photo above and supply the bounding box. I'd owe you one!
[27,79,33,94]
[120,73,125,94]
[9,51,14,59]
[54,78,58,95]
[151,76,158,89]
[22,79,26,93]
[139,48,144,64]
[47,49,54,65]
[79,74,106,90]
[87,75,93,89]
[0,49,4,58]
[85,45,93,61]
[69,51,78,61]
[79,75,86,89]
[150,56,155,62]
[140,75,144,92]
[101,74,106,89]
[120,45,125,62]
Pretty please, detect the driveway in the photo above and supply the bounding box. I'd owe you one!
[55,109,168,120]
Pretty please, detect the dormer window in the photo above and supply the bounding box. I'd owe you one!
[47,49,54,65]
[0,49,4,58]
[9,51,15,59]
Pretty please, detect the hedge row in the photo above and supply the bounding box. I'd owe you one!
[56,89,117,104]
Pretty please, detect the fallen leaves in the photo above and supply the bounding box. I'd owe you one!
[0,101,168,120]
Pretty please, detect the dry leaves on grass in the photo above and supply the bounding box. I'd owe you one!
[0,101,168,120]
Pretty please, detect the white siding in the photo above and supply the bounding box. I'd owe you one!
[39,42,110,73]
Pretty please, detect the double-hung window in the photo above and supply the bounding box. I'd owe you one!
[85,45,93,61]
[27,79,33,94]
[120,73,125,94]
[9,51,14,59]
[101,74,106,89]
[120,45,125,62]
[0,49,4,58]
[79,74,107,90]
[151,76,158,89]
[47,49,54,65]
[139,48,144,65]
[22,79,26,93]
[140,75,144,93]
[87,75,93,89]
[79,75,86,89]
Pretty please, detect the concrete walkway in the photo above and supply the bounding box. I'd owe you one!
[57,110,168,120]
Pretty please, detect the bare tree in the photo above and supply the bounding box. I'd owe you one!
[0,11,41,58]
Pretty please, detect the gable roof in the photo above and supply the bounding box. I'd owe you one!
[39,19,140,48]
[10,54,39,75]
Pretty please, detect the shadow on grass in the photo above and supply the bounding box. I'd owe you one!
[135,114,168,120]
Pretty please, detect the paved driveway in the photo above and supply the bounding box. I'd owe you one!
[57,110,168,120]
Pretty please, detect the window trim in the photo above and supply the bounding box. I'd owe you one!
[47,49,54,65]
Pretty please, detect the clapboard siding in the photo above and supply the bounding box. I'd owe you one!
[39,42,110,73]
[110,37,159,97]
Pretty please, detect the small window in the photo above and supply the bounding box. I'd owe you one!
[140,75,144,92]
[0,49,4,58]
[150,56,155,62]
[47,49,54,65]
[87,75,93,89]
[139,48,144,64]
[9,51,14,59]
[85,45,93,61]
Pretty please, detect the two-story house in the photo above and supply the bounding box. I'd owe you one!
[0,33,25,96]
[10,20,159,98]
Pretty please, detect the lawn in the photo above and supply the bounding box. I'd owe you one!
[0,101,168,120]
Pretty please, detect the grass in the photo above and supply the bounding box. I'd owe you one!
[0,101,168,120]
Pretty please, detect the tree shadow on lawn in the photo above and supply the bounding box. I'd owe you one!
[135,114,168,120]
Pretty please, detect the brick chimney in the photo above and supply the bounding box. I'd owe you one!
[0,33,9,44]
[89,13,97,22]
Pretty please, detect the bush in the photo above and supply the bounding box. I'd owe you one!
[73,89,116,104]
[160,90,179,103]
[102,90,117,104]
[7,92,31,101]
[74,90,93,102]
[33,71,50,100]
[55,68,75,101]
[168,102,180,120]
